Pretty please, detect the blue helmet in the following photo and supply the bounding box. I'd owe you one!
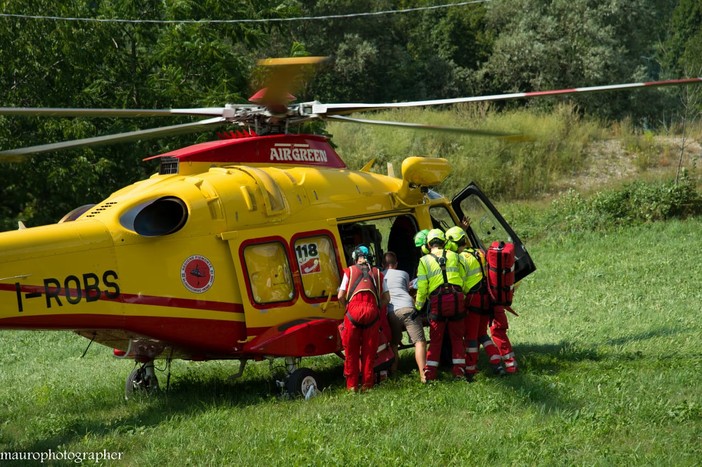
[352,245,371,262]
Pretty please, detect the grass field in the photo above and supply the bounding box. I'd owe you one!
[1,218,701,466]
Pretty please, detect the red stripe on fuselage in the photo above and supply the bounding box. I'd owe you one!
[0,283,244,314]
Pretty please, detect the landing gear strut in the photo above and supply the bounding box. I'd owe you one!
[125,361,159,400]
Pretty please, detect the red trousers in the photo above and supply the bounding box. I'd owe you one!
[425,317,465,380]
[490,306,517,373]
[342,298,381,390]
[464,311,502,375]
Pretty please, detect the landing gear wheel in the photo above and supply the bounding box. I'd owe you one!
[125,362,160,400]
[285,368,319,400]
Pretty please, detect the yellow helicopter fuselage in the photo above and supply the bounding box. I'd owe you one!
[0,133,457,362]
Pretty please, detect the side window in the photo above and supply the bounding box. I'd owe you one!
[429,206,455,230]
[451,182,536,282]
[242,241,294,304]
[293,235,341,300]
[338,216,420,276]
[459,195,507,249]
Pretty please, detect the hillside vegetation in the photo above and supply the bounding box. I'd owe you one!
[330,104,702,202]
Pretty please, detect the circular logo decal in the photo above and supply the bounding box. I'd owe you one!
[181,255,215,293]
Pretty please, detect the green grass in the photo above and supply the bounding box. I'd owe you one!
[1,218,702,465]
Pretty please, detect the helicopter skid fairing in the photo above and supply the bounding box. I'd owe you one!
[80,316,340,362]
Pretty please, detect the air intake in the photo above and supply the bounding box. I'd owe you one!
[159,157,179,175]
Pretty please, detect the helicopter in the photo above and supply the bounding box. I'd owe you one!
[0,56,699,399]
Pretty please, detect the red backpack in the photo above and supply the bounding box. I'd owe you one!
[486,241,515,306]
[344,264,382,327]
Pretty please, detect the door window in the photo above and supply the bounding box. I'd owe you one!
[293,235,341,300]
[242,241,295,304]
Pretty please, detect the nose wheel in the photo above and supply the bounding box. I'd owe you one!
[125,362,160,400]
[285,367,320,400]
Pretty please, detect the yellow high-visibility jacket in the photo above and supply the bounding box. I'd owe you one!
[414,247,468,310]
[460,248,485,292]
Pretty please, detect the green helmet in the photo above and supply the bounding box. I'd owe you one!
[445,226,467,243]
[426,228,446,245]
[414,229,430,248]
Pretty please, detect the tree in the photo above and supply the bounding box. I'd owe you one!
[0,0,292,229]
[477,0,678,119]
[661,0,702,78]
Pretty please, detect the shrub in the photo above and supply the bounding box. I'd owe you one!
[540,175,702,239]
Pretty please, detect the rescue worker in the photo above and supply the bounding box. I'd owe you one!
[445,226,505,381]
[414,229,430,255]
[383,251,427,382]
[409,228,431,291]
[338,245,390,391]
[414,229,470,381]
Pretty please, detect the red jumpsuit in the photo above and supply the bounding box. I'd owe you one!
[460,249,502,377]
[490,306,517,373]
[425,295,465,379]
[464,293,503,376]
[415,249,467,380]
[341,265,384,390]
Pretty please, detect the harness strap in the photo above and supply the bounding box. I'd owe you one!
[466,248,487,294]
[429,250,449,284]
[428,311,466,322]
[428,250,453,316]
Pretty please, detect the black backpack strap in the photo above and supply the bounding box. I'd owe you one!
[430,250,449,284]
[466,248,487,293]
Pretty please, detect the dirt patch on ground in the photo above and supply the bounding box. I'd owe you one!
[553,136,701,194]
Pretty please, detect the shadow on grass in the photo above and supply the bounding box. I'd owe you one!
[604,325,683,347]
[476,327,687,414]
[473,340,603,414]
[11,330,681,457]
[11,358,347,457]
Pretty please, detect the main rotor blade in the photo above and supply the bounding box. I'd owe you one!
[314,77,702,116]
[326,115,524,139]
[0,106,248,118]
[0,117,226,158]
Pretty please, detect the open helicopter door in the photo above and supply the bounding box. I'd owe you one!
[451,182,536,283]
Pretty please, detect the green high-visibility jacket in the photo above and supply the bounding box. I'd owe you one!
[460,248,485,292]
[414,248,468,310]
